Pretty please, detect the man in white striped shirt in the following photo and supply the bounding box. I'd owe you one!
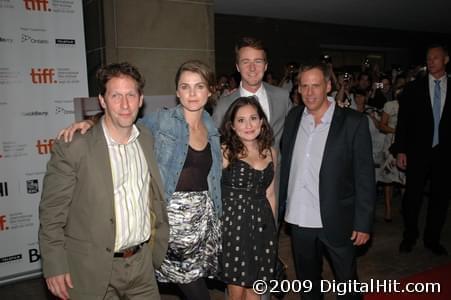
[39,63,168,300]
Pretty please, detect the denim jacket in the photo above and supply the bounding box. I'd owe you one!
[139,105,222,216]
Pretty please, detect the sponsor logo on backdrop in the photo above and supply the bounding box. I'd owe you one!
[28,248,40,263]
[21,111,48,117]
[1,141,28,159]
[0,254,23,264]
[30,68,56,84]
[55,106,74,115]
[55,39,75,45]
[26,179,39,194]
[0,215,8,230]
[0,254,22,264]
[23,0,50,11]
[0,36,13,43]
[1,212,35,230]
[0,182,8,197]
[23,0,76,13]
[30,68,82,85]
[21,34,48,44]
[36,138,54,155]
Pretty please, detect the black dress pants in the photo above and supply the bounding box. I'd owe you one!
[290,225,361,300]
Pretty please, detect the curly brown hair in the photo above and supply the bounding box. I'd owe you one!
[220,96,273,164]
[97,62,145,97]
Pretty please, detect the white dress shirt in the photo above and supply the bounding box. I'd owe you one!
[240,82,271,121]
[285,97,336,228]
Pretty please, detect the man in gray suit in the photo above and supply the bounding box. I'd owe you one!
[39,63,169,300]
[213,37,291,149]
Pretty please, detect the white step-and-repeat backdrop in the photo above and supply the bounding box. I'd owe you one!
[0,0,88,284]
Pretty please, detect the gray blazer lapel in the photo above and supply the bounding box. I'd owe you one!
[90,123,115,210]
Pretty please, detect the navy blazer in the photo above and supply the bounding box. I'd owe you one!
[395,75,451,173]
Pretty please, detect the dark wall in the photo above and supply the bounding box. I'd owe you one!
[83,0,105,96]
[215,14,451,79]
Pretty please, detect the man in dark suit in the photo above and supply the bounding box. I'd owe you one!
[212,36,291,149]
[396,44,450,256]
[39,63,169,300]
[279,63,376,300]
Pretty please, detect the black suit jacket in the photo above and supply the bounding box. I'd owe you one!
[395,75,451,173]
[279,105,376,246]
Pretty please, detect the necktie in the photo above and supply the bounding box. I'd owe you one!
[432,80,441,147]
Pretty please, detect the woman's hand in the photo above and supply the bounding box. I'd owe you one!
[57,120,94,142]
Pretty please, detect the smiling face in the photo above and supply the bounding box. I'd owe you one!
[236,46,268,92]
[99,75,143,138]
[298,68,331,117]
[232,104,263,143]
[176,71,212,112]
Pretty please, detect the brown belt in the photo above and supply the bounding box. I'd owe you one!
[114,241,146,258]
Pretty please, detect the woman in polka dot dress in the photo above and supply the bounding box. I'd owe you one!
[219,96,278,300]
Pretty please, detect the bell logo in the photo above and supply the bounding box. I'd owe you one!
[36,139,54,155]
[23,0,50,11]
[0,182,7,197]
[30,68,56,84]
[0,215,8,231]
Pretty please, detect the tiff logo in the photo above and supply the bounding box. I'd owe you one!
[30,68,56,84]
[0,182,8,197]
[36,139,54,155]
[23,0,50,11]
[0,215,8,231]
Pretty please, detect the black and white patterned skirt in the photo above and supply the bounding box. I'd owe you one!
[155,191,221,284]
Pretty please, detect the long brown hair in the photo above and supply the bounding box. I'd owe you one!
[220,96,273,164]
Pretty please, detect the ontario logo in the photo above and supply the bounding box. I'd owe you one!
[55,106,74,115]
[21,34,48,44]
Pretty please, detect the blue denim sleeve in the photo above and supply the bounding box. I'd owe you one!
[138,112,158,136]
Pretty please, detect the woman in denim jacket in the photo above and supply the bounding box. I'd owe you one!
[58,60,222,300]
[139,60,222,299]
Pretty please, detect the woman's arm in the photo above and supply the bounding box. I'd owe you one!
[379,111,395,134]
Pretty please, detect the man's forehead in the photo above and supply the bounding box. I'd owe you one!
[238,47,266,59]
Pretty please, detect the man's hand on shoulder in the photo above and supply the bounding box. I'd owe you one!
[46,273,73,300]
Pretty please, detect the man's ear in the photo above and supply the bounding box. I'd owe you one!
[98,95,106,109]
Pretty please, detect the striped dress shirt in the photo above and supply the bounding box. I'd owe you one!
[102,120,151,252]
